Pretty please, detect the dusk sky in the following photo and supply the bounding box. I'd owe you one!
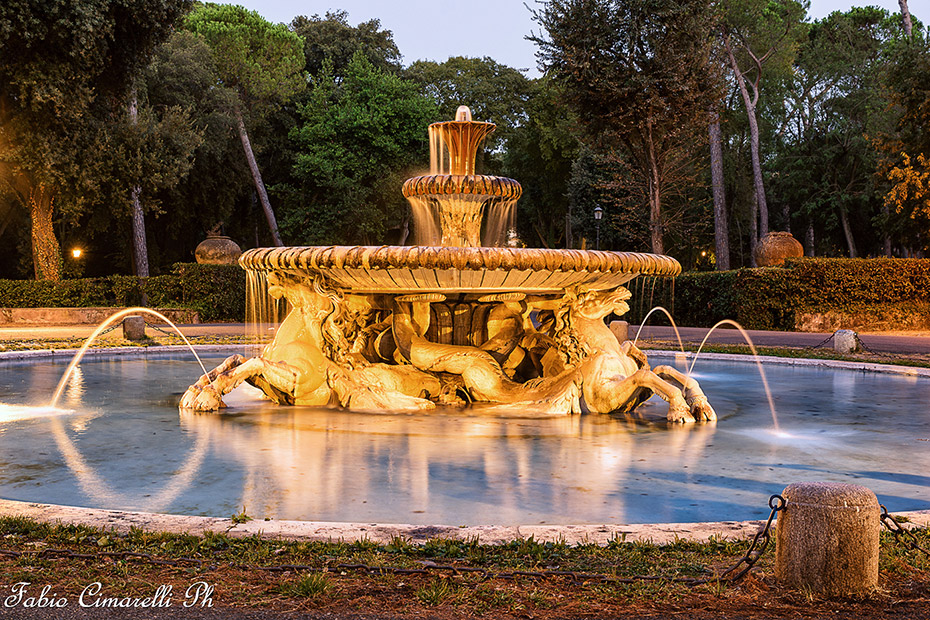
[234,0,912,76]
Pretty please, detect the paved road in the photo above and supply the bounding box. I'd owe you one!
[2,321,930,356]
[0,323,245,342]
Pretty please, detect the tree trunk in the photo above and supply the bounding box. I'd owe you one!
[749,190,759,267]
[745,104,768,239]
[839,208,858,258]
[709,112,730,270]
[645,119,663,255]
[129,92,150,278]
[882,203,892,256]
[899,0,913,36]
[29,184,61,281]
[725,41,769,240]
[805,222,815,257]
[236,109,283,247]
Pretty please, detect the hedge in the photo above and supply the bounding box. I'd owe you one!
[667,258,930,330]
[0,263,245,322]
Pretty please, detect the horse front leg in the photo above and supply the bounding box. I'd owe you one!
[588,367,695,423]
[653,365,717,421]
[179,357,295,411]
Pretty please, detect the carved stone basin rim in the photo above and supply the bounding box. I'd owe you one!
[239,246,680,294]
[240,246,680,275]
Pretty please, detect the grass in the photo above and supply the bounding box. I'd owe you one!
[0,515,927,615]
[638,340,930,369]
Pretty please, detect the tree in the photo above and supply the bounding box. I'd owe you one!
[0,0,191,279]
[140,30,256,267]
[709,109,730,269]
[185,3,306,247]
[877,22,930,253]
[533,0,721,254]
[770,8,893,258]
[282,52,437,245]
[720,0,808,251]
[899,0,913,37]
[503,79,579,248]
[405,57,535,157]
[290,10,401,78]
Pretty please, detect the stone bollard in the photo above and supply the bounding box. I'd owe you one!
[833,329,858,354]
[122,316,147,341]
[775,482,880,597]
[609,320,629,343]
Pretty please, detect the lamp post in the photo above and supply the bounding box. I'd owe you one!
[594,206,603,250]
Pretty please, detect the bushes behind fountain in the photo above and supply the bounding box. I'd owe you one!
[0,263,245,322]
[666,257,930,331]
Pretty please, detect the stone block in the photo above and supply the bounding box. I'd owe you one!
[775,482,879,597]
[833,329,858,354]
[609,320,629,343]
[122,316,147,341]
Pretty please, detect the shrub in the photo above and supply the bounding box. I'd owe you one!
[666,258,930,330]
[0,263,246,322]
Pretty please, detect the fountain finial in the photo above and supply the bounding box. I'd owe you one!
[455,105,472,122]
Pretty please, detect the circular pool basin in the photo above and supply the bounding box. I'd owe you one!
[1,351,928,525]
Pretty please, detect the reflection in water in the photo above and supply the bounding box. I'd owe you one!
[47,412,209,513]
[179,403,716,524]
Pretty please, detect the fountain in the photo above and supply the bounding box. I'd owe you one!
[180,107,715,423]
[2,106,928,529]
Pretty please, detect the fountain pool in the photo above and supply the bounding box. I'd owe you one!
[2,349,928,525]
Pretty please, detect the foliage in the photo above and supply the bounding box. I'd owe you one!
[406,56,536,155]
[0,0,193,279]
[184,4,305,114]
[768,8,897,258]
[290,10,401,78]
[533,0,721,254]
[280,52,437,245]
[877,26,930,250]
[502,79,579,248]
[0,264,245,322]
[140,30,256,270]
[668,258,930,329]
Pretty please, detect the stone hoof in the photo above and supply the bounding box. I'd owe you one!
[689,396,716,421]
[179,384,226,411]
[667,404,696,424]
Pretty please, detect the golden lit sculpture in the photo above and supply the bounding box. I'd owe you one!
[180,108,715,422]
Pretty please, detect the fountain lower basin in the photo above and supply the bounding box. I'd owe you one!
[3,349,928,526]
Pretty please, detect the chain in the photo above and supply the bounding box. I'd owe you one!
[855,337,900,361]
[880,505,930,557]
[0,496,790,588]
[93,324,120,337]
[805,333,836,350]
[144,321,180,337]
[713,494,785,583]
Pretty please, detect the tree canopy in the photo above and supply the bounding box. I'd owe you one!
[533,0,721,254]
[280,52,437,245]
[290,10,401,78]
[0,0,192,279]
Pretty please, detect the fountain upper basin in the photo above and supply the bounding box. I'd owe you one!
[239,245,681,294]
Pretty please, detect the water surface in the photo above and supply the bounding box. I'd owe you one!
[1,353,927,525]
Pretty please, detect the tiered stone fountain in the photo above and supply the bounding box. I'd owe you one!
[181,107,715,422]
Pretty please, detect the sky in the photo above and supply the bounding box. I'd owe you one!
[235,0,913,77]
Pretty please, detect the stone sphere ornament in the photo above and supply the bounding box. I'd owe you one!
[754,231,804,267]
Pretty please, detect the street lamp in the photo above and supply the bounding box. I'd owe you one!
[593,206,603,250]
